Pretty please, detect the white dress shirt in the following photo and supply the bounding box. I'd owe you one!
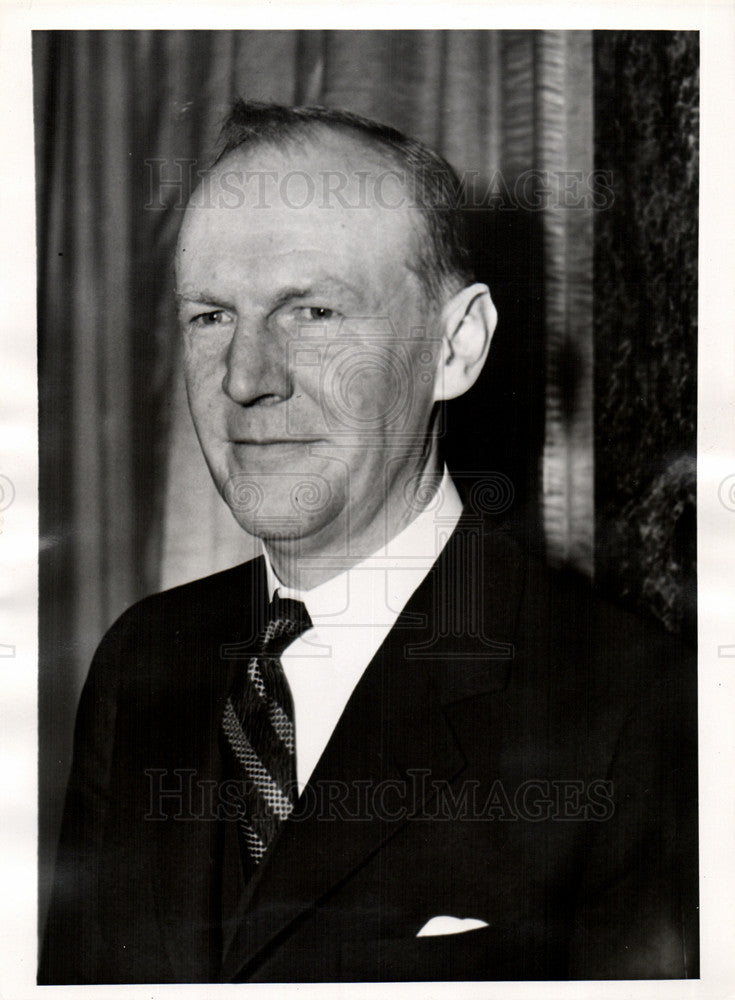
[261,467,463,791]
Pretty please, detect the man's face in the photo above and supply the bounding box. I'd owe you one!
[175,135,443,556]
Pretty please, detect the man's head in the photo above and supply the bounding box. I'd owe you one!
[175,101,497,576]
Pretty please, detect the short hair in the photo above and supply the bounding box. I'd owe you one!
[213,100,474,303]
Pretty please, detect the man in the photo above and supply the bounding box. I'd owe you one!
[39,101,698,983]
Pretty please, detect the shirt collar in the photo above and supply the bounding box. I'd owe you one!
[261,466,463,621]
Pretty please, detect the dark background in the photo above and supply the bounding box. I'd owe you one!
[34,29,698,931]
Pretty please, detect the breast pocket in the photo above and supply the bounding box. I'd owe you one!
[338,925,505,982]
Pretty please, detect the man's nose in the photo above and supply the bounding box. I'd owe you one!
[222,321,292,406]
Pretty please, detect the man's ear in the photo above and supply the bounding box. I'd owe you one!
[433,283,497,402]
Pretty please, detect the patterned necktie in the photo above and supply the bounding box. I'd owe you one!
[222,594,312,864]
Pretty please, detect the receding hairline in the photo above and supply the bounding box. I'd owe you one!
[215,117,418,174]
[213,103,451,175]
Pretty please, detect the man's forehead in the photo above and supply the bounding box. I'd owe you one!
[182,130,418,228]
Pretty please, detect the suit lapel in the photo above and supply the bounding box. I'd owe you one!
[151,557,268,981]
[221,518,526,982]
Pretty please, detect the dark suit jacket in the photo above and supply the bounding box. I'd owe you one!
[39,516,698,983]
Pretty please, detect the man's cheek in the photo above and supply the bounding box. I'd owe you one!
[319,358,411,434]
[186,366,223,409]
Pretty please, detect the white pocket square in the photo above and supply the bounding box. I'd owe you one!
[416,915,489,937]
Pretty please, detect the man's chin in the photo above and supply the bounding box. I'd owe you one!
[217,464,336,530]
[226,504,334,544]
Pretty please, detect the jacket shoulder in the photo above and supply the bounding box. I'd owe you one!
[85,556,265,694]
[104,556,263,640]
[480,523,695,699]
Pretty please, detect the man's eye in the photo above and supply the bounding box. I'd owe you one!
[189,310,231,328]
[297,307,336,322]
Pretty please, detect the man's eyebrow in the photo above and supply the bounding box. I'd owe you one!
[176,279,363,308]
[175,290,231,307]
[270,279,362,308]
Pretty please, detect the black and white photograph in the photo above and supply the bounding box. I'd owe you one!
[0,9,732,995]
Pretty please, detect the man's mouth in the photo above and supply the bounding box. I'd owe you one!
[230,438,322,446]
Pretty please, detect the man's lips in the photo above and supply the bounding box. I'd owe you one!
[229,438,323,445]
[227,438,327,456]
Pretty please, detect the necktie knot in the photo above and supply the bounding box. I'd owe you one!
[261,596,312,656]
